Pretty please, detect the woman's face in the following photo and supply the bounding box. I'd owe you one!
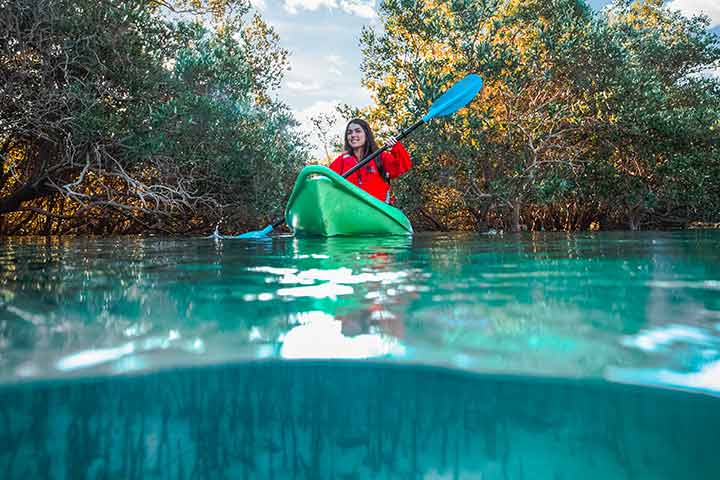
[346,123,366,150]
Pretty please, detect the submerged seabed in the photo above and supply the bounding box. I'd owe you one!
[1,361,718,480]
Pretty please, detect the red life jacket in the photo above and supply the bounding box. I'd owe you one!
[328,142,412,204]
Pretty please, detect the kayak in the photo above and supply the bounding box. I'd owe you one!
[284,166,413,236]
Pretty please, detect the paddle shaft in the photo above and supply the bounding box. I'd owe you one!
[341,74,482,179]
[341,119,425,179]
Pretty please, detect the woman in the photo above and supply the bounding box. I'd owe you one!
[329,118,412,204]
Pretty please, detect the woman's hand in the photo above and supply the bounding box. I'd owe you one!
[386,136,398,148]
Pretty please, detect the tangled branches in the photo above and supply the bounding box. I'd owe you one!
[1,0,308,235]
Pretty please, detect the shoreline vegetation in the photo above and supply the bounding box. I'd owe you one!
[1,0,719,236]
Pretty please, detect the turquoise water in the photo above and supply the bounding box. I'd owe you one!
[1,231,719,478]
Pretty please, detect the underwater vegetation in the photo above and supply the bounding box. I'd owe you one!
[0,362,718,479]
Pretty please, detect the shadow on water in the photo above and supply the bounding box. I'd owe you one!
[1,362,719,480]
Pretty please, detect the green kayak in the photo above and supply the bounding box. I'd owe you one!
[284,166,413,236]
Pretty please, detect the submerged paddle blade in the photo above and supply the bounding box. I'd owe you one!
[422,74,483,122]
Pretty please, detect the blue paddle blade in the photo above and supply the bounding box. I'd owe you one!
[422,74,483,122]
[235,224,273,239]
[207,224,273,239]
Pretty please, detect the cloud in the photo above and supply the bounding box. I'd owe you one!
[684,63,720,81]
[293,100,344,159]
[283,0,376,18]
[340,0,377,19]
[282,52,363,100]
[325,54,345,67]
[283,0,338,14]
[324,55,345,76]
[706,65,720,78]
[666,0,720,28]
[268,19,346,36]
[249,0,266,9]
[286,80,323,92]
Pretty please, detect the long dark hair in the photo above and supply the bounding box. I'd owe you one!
[343,118,379,159]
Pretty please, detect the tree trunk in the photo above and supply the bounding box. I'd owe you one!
[43,197,54,236]
[628,205,642,231]
[418,207,446,231]
[511,201,521,233]
[469,202,492,232]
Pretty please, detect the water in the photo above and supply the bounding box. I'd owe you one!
[1,231,719,478]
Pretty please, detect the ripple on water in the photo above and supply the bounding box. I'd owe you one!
[0,231,718,398]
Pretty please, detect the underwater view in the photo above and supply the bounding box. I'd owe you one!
[1,231,719,478]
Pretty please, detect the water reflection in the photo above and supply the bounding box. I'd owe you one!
[276,237,412,360]
[609,322,720,394]
[54,330,205,372]
[279,311,404,359]
[0,232,718,397]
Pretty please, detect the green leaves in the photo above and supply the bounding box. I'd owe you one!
[360,0,720,231]
[1,0,308,233]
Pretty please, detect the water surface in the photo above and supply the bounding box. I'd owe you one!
[2,231,720,479]
[1,231,718,394]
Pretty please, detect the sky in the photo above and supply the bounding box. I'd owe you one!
[249,0,720,156]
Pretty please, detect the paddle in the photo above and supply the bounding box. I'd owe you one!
[229,73,484,239]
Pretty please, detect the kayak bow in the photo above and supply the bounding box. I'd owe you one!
[285,166,413,237]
